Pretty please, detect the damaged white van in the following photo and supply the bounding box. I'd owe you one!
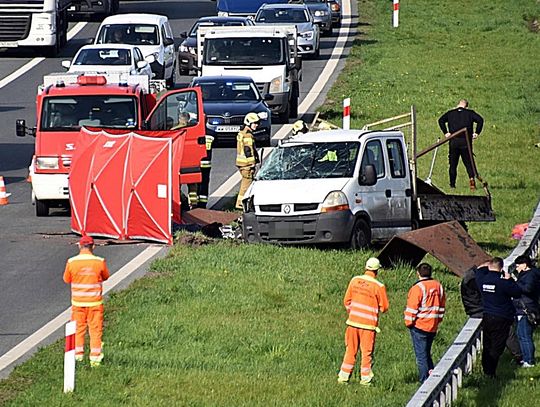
[241,129,413,248]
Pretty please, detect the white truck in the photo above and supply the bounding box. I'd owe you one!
[241,128,495,247]
[0,0,71,56]
[197,25,301,123]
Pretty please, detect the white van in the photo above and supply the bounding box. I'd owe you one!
[242,129,414,247]
[95,14,176,88]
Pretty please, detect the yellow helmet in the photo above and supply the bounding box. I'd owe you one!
[292,120,308,135]
[244,112,261,126]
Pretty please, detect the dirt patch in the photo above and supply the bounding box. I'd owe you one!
[525,15,539,33]
[175,232,214,247]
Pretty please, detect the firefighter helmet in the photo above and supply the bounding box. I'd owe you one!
[244,112,261,126]
[292,120,308,135]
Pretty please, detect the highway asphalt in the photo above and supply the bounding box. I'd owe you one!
[0,0,356,370]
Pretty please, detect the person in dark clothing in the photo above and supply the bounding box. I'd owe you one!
[438,99,484,190]
[475,257,522,377]
[512,255,540,367]
[461,265,523,364]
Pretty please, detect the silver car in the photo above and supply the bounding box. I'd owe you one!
[255,3,320,58]
[302,0,333,35]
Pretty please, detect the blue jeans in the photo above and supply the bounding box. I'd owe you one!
[516,315,536,364]
[410,327,436,383]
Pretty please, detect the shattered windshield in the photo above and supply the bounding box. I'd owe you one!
[257,141,360,180]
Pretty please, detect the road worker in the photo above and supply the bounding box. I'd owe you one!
[198,135,214,208]
[338,257,389,385]
[291,119,309,137]
[235,112,260,210]
[63,236,110,367]
[404,263,446,383]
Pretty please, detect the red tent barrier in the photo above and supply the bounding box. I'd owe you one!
[70,128,185,244]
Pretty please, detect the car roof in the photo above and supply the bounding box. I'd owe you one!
[285,130,404,144]
[192,75,255,83]
[260,3,309,10]
[197,16,250,23]
[100,13,168,25]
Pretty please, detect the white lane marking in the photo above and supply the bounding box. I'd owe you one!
[207,0,353,207]
[0,22,88,91]
[0,245,162,374]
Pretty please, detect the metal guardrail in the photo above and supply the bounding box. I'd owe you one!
[407,198,540,407]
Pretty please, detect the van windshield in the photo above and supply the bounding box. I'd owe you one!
[41,96,138,130]
[257,141,360,180]
[204,37,285,66]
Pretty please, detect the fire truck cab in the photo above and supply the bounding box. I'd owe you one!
[17,73,206,216]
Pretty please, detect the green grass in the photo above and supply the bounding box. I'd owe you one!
[1,241,470,406]
[1,0,539,405]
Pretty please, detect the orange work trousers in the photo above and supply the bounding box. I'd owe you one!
[72,304,104,362]
[236,166,255,209]
[339,326,376,382]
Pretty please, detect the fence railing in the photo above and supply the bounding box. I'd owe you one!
[407,198,540,407]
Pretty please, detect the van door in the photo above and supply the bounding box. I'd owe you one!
[145,87,206,184]
[385,138,412,232]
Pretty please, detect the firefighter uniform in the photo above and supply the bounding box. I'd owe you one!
[404,267,446,383]
[338,258,389,385]
[63,236,110,366]
[235,121,258,210]
[197,135,214,208]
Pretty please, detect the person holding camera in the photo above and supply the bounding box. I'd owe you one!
[512,255,540,368]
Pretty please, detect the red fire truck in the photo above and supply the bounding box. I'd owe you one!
[16,73,206,216]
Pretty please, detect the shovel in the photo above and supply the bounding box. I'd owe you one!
[425,138,440,185]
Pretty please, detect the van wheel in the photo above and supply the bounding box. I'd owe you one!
[35,199,49,217]
[350,218,371,249]
[166,63,176,89]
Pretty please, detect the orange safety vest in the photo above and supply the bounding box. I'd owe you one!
[63,253,110,307]
[236,127,256,167]
[404,278,446,333]
[344,271,389,331]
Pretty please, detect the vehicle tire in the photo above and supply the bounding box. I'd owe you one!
[44,21,60,57]
[179,64,189,76]
[277,102,290,124]
[166,63,176,89]
[35,199,49,217]
[350,218,371,249]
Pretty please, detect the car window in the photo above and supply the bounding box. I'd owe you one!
[256,8,309,23]
[197,81,259,102]
[386,139,406,178]
[148,91,199,130]
[97,24,160,46]
[360,140,385,178]
[74,48,131,66]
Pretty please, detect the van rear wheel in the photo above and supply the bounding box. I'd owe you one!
[350,218,371,249]
[35,199,49,217]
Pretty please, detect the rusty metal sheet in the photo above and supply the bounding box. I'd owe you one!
[378,221,491,277]
[181,208,240,227]
[417,194,495,222]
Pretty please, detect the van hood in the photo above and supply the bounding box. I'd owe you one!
[248,178,349,204]
[202,65,284,84]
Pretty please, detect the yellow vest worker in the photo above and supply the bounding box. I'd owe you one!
[63,235,110,367]
[235,112,260,210]
[338,257,389,385]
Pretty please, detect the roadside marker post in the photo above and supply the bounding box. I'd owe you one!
[343,98,351,130]
[63,321,76,393]
[393,0,400,28]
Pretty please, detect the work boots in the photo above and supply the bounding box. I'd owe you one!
[469,178,476,191]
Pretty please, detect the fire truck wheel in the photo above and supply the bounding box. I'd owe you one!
[35,199,50,217]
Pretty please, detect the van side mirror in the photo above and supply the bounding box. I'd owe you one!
[145,54,156,64]
[164,37,175,46]
[180,31,187,39]
[61,60,71,70]
[16,119,26,137]
[359,164,377,186]
[137,60,149,69]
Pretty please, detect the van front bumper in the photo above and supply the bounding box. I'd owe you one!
[242,210,354,244]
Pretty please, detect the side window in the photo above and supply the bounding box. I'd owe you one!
[386,139,406,178]
[360,140,385,178]
[148,91,199,130]
[164,22,174,42]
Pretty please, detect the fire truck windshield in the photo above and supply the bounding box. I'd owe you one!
[41,96,138,130]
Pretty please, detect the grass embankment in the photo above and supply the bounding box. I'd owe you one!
[1,0,539,406]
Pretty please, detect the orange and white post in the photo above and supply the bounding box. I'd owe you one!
[63,321,76,393]
[343,98,351,130]
[393,0,400,28]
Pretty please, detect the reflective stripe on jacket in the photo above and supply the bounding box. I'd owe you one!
[344,271,389,331]
[236,127,256,167]
[63,253,110,307]
[404,278,446,333]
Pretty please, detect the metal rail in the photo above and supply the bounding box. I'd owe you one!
[407,198,540,407]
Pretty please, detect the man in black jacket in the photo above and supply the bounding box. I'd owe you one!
[438,99,484,190]
[475,257,522,377]
[461,265,523,365]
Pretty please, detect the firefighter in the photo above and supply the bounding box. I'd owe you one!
[235,112,260,210]
[404,263,446,383]
[197,135,214,208]
[63,236,110,367]
[338,257,389,385]
[291,119,309,137]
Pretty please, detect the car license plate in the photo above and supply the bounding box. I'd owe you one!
[215,125,240,132]
[269,222,304,239]
[0,42,17,48]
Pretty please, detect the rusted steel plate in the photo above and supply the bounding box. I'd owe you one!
[378,221,491,277]
[417,194,495,222]
[181,208,240,227]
